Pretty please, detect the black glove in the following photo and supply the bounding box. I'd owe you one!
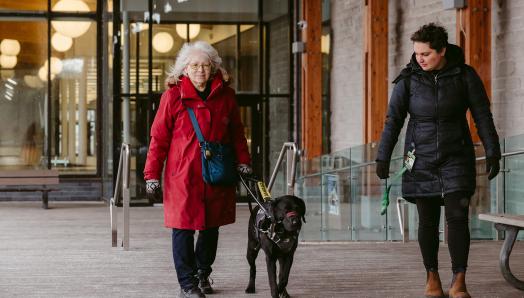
[375,160,390,179]
[237,163,253,175]
[146,179,161,202]
[486,157,500,180]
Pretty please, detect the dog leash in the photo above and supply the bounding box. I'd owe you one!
[380,149,416,215]
[239,174,272,220]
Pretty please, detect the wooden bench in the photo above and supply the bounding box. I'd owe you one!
[0,170,59,209]
[479,213,524,290]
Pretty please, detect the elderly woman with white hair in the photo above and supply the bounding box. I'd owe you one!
[144,41,251,298]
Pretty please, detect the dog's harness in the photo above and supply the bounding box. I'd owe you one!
[254,208,300,250]
[239,174,300,250]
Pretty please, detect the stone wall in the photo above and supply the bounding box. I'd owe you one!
[330,0,364,151]
[329,0,524,151]
[492,1,524,138]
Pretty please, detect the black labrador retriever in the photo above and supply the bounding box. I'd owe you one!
[245,195,306,298]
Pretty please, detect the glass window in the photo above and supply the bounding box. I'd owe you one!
[124,21,149,94]
[154,0,258,23]
[0,20,47,169]
[151,24,185,92]
[50,20,97,174]
[263,0,288,22]
[0,1,46,11]
[238,25,259,93]
[51,0,96,12]
[191,24,237,90]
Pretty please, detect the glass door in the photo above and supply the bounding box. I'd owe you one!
[114,0,292,203]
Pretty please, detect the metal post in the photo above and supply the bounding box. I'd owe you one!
[111,145,123,247]
[495,157,506,240]
[122,9,131,144]
[286,149,293,195]
[286,143,297,195]
[268,142,298,192]
[396,197,409,243]
[110,143,130,249]
[122,145,130,250]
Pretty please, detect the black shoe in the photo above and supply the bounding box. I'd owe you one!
[180,286,206,298]
[197,270,214,294]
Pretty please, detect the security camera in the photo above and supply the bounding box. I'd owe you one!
[297,20,307,30]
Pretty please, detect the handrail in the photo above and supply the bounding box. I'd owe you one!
[110,143,131,250]
[268,142,298,195]
[297,149,524,180]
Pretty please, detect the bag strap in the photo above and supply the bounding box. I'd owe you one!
[186,107,206,143]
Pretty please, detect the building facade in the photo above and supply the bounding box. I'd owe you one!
[0,0,523,205]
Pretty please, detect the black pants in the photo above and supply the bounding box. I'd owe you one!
[172,227,219,290]
[416,192,470,273]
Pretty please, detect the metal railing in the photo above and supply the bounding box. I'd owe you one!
[268,142,298,195]
[110,143,131,250]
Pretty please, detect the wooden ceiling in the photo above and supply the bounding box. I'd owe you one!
[0,22,47,67]
[0,0,97,11]
[0,0,97,67]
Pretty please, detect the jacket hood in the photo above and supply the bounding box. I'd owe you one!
[178,70,228,101]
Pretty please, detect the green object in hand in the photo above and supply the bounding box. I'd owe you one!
[380,150,415,216]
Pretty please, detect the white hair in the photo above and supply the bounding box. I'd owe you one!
[165,41,229,87]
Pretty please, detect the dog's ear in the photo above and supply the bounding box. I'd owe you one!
[268,197,280,219]
[293,196,306,223]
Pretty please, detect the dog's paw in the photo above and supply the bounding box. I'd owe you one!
[245,286,255,294]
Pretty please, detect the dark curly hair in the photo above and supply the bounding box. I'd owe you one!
[410,23,448,52]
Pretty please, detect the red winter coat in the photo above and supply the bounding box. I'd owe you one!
[144,72,251,230]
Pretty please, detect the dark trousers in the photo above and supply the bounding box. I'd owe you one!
[416,192,470,273]
[172,227,219,290]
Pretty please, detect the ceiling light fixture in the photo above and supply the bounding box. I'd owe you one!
[175,24,200,40]
[51,0,92,38]
[152,32,174,53]
[0,39,21,56]
[51,32,73,52]
[0,54,17,69]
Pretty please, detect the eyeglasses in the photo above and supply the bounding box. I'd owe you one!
[188,63,211,71]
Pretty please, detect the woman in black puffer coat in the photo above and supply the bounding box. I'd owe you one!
[376,23,500,298]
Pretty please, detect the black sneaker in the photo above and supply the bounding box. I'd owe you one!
[197,270,214,294]
[180,286,206,298]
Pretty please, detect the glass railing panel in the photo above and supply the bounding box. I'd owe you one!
[349,143,387,241]
[296,134,524,242]
[269,153,287,198]
[468,143,493,239]
[296,156,322,241]
[320,148,351,241]
[386,142,406,241]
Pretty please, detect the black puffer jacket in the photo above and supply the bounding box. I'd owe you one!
[377,44,500,200]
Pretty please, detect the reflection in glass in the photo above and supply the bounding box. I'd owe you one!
[151,25,185,92]
[50,21,97,174]
[239,106,252,153]
[204,25,237,90]
[153,0,258,23]
[51,0,96,12]
[239,25,259,92]
[0,1,46,11]
[0,20,47,169]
